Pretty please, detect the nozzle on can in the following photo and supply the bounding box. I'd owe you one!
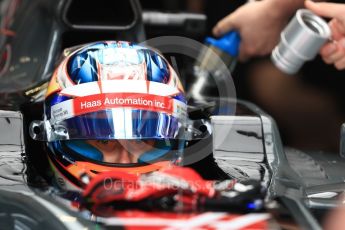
[189,31,240,102]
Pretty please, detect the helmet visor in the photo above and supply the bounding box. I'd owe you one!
[57,139,177,164]
[31,108,186,141]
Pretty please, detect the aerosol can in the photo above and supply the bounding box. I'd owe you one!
[188,31,240,102]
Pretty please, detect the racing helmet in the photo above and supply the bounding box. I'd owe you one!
[30,41,187,190]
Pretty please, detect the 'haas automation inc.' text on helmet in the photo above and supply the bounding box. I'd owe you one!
[30,41,187,190]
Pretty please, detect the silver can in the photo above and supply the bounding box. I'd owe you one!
[271,9,331,75]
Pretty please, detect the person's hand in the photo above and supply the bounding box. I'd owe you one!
[324,205,345,230]
[212,1,297,61]
[306,1,345,70]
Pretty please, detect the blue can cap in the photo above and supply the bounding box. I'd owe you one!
[205,31,241,57]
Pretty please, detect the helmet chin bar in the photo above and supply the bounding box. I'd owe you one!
[185,119,212,140]
[30,120,70,141]
[29,118,211,142]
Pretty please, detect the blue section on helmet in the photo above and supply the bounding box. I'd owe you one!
[66,42,173,85]
[67,50,99,84]
[172,92,186,103]
[144,50,170,84]
[64,140,103,161]
[45,94,71,119]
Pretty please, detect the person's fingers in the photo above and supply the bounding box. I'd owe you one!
[324,49,345,64]
[320,43,337,57]
[334,56,345,70]
[212,14,236,36]
[238,43,245,61]
[324,206,345,230]
[321,38,345,65]
[305,1,345,20]
[329,20,345,41]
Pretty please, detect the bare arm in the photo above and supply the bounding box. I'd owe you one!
[212,0,305,61]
